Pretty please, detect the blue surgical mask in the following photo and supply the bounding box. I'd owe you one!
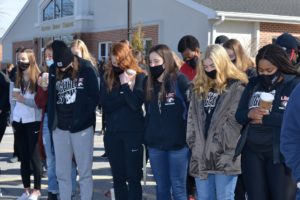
[46,59,54,67]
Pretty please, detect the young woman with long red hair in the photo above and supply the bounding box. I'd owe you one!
[100,42,146,200]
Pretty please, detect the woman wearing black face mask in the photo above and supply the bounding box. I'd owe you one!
[99,42,146,200]
[235,44,300,200]
[187,45,248,200]
[12,48,42,199]
[144,44,190,200]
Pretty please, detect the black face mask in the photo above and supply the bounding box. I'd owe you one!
[185,57,198,69]
[205,70,217,79]
[150,65,165,79]
[112,65,124,75]
[260,70,281,88]
[17,61,30,71]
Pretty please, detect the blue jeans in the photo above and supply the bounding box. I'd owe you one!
[148,147,189,200]
[43,114,59,193]
[195,174,237,200]
[43,114,77,194]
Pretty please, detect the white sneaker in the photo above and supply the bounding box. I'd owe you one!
[28,192,41,200]
[17,192,30,200]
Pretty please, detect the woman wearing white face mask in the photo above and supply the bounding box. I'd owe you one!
[12,48,42,200]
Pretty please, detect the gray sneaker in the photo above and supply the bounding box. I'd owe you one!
[9,156,18,163]
[17,192,30,200]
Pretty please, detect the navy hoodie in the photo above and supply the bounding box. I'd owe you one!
[281,83,300,182]
[235,75,300,163]
[144,73,190,150]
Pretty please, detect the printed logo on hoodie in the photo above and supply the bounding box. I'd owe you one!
[56,77,77,105]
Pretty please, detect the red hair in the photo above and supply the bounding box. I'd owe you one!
[105,43,143,90]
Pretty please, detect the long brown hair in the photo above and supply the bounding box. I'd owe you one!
[15,48,40,93]
[223,39,255,72]
[104,42,143,91]
[146,44,179,101]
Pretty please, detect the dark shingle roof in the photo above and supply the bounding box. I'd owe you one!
[194,0,300,17]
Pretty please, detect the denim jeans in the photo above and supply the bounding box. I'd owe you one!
[148,147,189,200]
[195,174,238,200]
[42,114,59,193]
[43,114,77,194]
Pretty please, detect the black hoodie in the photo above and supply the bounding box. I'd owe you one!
[0,71,9,112]
[48,57,99,133]
[99,73,146,133]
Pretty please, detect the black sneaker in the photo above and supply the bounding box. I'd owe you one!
[48,192,58,200]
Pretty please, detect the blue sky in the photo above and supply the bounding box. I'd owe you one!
[0,0,28,37]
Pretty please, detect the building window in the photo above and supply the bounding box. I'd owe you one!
[98,42,112,62]
[54,0,62,19]
[43,1,54,21]
[62,0,73,17]
[43,0,74,21]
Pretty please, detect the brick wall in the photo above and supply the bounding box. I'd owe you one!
[9,24,159,65]
[79,24,159,60]
[260,22,300,47]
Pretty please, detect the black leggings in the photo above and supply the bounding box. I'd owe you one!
[241,146,297,200]
[104,132,143,200]
[234,174,246,200]
[13,121,42,190]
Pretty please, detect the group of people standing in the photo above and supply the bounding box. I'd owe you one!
[1,31,300,200]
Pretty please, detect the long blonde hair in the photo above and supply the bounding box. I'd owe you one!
[193,44,248,99]
[15,48,40,93]
[70,39,97,66]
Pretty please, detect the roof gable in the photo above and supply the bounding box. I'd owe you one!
[194,0,300,17]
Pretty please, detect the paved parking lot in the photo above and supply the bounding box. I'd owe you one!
[0,117,156,200]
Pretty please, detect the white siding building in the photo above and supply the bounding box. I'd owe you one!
[2,0,300,64]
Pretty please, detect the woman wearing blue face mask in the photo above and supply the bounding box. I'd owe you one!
[35,44,59,200]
